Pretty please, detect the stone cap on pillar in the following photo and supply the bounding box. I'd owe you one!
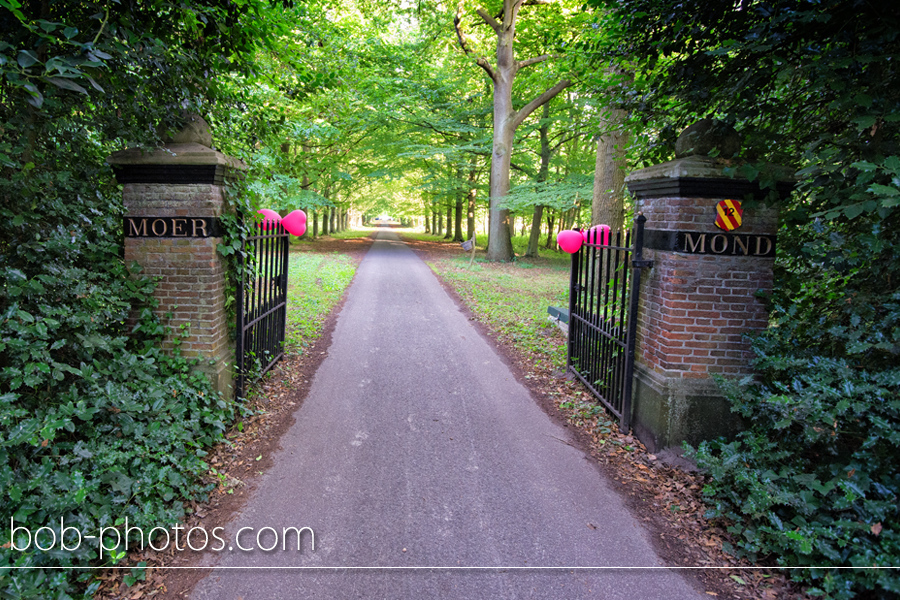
[107,114,247,185]
[625,119,794,201]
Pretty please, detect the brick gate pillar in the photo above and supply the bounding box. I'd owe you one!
[107,116,247,398]
[623,121,793,452]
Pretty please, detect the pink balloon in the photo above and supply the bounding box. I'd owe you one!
[557,229,584,254]
[586,224,611,246]
[256,209,281,230]
[281,210,308,237]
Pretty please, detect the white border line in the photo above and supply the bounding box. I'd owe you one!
[1,566,896,570]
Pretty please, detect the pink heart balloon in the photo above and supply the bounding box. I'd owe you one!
[256,209,281,230]
[281,210,308,237]
[586,224,611,246]
[557,229,584,254]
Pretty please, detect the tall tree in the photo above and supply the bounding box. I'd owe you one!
[455,0,572,260]
[524,102,552,257]
[591,106,628,230]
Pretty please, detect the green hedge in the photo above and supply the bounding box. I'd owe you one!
[689,303,900,599]
[0,196,239,598]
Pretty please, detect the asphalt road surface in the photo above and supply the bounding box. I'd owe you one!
[190,231,706,600]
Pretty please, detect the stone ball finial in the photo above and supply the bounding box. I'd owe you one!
[674,119,741,159]
[169,113,213,148]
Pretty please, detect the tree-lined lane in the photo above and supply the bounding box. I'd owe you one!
[191,231,705,599]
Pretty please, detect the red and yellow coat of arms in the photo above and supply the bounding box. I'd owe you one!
[715,199,743,231]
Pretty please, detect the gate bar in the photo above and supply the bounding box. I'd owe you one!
[621,213,649,432]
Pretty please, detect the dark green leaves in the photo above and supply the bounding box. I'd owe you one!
[689,345,900,598]
[46,77,88,94]
[16,49,39,68]
[0,1,282,596]
[599,2,900,597]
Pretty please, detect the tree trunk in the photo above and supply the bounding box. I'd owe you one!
[466,159,478,241]
[562,207,575,231]
[544,211,555,249]
[425,203,431,233]
[525,206,544,256]
[444,202,453,239]
[592,108,629,231]
[487,51,516,261]
[457,1,571,261]
[313,210,319,238]
[437,203,443,236]
[525,103,552,257]
[454,194,464,242]
[554,210,563,248]
[467,190,477,241]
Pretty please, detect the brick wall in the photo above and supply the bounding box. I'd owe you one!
[122,183,226,217]
[124,237,228,359]
[637,250,773,378]
[636,196,778,380]
[121,183,229,362]
[117,180,234,408]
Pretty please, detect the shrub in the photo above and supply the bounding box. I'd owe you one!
[0,135,241,600]
[689,303,900,599]
[0,208,239,597]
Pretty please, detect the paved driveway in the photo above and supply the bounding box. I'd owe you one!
[190,231,706,599]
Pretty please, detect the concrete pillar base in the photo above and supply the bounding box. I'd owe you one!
[196,354,234,400]
[632,364,744,453]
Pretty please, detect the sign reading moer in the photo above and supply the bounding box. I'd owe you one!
[643,229,776,258]
[124,216,224,238]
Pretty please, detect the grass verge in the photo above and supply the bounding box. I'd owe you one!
[285,251,357,353]
[426,254,570,371]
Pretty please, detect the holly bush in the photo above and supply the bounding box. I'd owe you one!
[0,197,241,598]
[689,297,900,599]
[585,2,900,595]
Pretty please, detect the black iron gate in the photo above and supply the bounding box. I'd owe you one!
[567,214,650,431]
[235,222,289,399]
